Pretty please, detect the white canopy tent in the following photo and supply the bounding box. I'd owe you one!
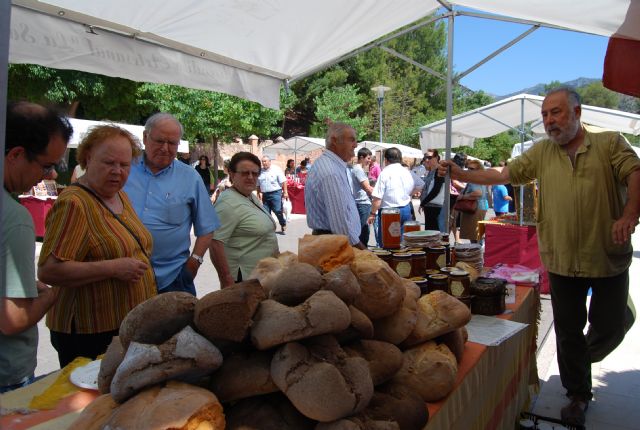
[419,94,640,150]
[261,136,325,163]
[359,141,424,159]
[67,118,190,153]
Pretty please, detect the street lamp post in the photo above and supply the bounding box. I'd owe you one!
[371,85,391,144]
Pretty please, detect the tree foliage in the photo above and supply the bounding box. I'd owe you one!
[311,85,369,139]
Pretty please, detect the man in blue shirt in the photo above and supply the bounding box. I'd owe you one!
[257,155,288,234]
[124,113,225,295]
[491,183,512,216]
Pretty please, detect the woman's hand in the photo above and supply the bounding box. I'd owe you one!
[110,258,149,283]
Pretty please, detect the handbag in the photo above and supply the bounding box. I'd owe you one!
[453,198,478,214]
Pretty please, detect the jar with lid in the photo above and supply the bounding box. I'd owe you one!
[403,220,421,233]
[391,252,412,278]
[427,273,450,294]
[381,208,401,249]
[410,277,429,296]
[410,251,427,278]
[425,269,441,279]
[470,277,507,315]
[439,266,457,275]
[449,269,471,298]
[426,246,446,270]
[373,250,392,265]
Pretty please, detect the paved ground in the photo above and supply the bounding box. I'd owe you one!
[32,200,639,429]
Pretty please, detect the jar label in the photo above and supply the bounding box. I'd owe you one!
[436,254,446,268]
[451,280,464,297]
[389,221,401,237]
[396,261,411,278]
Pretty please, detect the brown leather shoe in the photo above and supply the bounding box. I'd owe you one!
[560,396,589,426]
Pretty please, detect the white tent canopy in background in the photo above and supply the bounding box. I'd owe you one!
[359,141,424,159]
[419,94,640,151]
[67,118,189,153]
[8,1,640,111]
[261,136,325,162]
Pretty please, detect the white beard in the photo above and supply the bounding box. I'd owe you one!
[547,118,580,146]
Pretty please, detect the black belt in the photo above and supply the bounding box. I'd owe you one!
[312,229,332,235]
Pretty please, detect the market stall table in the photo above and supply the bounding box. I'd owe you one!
[18,195,56,238]
[0,287,537,430]
[286,178,306,214]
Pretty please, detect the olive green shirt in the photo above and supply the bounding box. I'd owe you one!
[213,188,279,280]
[508,124,640,277]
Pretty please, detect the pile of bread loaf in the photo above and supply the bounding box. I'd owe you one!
[71,234,472,430]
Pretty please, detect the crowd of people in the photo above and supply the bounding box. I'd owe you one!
[2,87,639,428]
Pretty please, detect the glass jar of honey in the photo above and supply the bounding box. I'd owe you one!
[410,251,427,278]
[391,252,412,278]
[403,220,421,233]
[381,208,401,249]
[373,250,392,265]
[426,246,446,270]
[427,273,450,294]
[449,269,471,298]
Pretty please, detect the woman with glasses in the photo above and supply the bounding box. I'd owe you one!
[209,152,279,287]
[195,155,214,196]
[37,125,156,367]
[457,159,489,243]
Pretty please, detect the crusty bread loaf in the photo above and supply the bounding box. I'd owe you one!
[269,262,325,305]
[194,279,267,343]
[271,336,374,422]
[98,336,125,394]
[401,290,471,347]
[363,383,429,430]
[119,292,197,349]
[437,326,468,363]
[351,255,406,320]
[316,417,401,430]
[251,290,351,350]
[225,393,315,430]
[298,234,355,272]
[68,393,118,430]
[249,257,284,292]
[110,326,223,403]
[372,291,418,345]
[322,264,361,304]
[343,340,403,386]
[209,350,278,403]
[391,341,458,402]
[336,305,374,343]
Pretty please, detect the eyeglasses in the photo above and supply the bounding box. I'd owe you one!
[41,163,58,175]
[148,136,180,147]
[235,170,260,178]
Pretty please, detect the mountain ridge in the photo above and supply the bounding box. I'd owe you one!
[495,77,600,100]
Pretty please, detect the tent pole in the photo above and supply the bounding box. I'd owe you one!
[443,11,454,238]
[0,1,10,292]
[519,98,525,226]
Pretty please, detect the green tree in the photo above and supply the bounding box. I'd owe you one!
[310,85,369,138]
[577,82,618,109]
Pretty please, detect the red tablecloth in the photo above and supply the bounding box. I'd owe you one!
[19,196,56,238]
[287,181,306,214]
[482,222,549,294]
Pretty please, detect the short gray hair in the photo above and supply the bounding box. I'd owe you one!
[546,86,581,108]
[325,122,354,147]
[144,112,184,137]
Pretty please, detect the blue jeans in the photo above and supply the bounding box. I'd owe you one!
[160,263,196,296]
[0,375,35,393]
[375,204,413,248]
[356,203,371,246]
[262,190,286,227]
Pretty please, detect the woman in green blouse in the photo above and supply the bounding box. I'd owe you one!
[209,152,279,287]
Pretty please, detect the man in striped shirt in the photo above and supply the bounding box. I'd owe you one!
[305,123,366,249]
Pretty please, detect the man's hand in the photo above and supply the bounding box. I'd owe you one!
[185,257,201,279]
[111,258,149,283]
[437,160,459,178]
[612,214,639,244]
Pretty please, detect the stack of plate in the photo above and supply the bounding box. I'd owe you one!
[453,243,483,272]
[403,230,442,248]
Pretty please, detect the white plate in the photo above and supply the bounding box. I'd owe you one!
[69,359,101,390]
[404,230,441,238]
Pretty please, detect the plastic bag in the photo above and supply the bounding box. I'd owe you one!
[283,198,292,221]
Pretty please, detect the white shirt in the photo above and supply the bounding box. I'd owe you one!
[257,166,285,193]
[372,163,424,208]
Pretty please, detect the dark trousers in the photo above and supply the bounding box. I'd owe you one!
[160,263,196,296]
[50,326,119,368]
[548,270,629,400]
[422,205,441,231]
[262,190,286,227]
[356,203,371,247]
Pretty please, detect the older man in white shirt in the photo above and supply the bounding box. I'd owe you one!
[368,147,424,246]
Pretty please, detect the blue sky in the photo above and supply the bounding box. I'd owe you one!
[449,14,608,96]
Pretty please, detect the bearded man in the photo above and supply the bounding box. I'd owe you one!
[438,87,640,427]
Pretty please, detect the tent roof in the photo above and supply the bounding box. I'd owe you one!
[262,136,326,156]
[67,118,189,153]
[10,1,640,109]
[359,141,424,159]
[419,93,640,150]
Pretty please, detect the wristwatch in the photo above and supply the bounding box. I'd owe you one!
[190,253,204,264]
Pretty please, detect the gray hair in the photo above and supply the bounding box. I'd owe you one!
[546,86,581,108]
[144,112,184,137]
[325,122,354,147]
